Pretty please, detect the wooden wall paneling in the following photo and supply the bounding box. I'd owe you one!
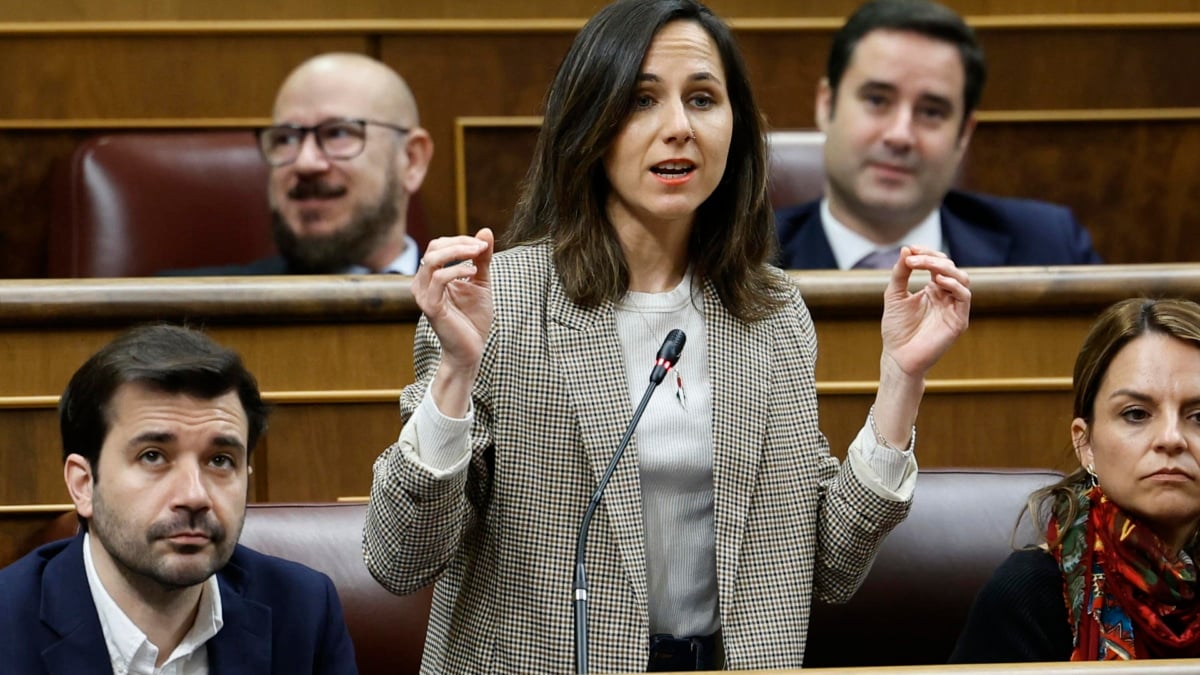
[2,2,1198,22]
[0,277,424,506]
[712,24,1200,130]
[0,399,397,506]
[729,30,829,130]
[920,390,1076,470]
[263,402,399,501]
[0,327,122,398]
[964,120,1200,264]
[0,0,608,22]
[811,313,1093,382]
[979,26,1200,111]
[0,386,1087,504]
[0,20,1195,278]
[0,37,367,120]
[200,323,418,392]
[0,323,418,397]
[815,390,1076,469]
[970,2,1200,12]
[0,377,1079,507]
[0,131,86,278]
[0,408,70,505]
[0,23,1188,124]
[380,33,574,246]
[0,269,1197,508]
[723,3,1200,17]
[459,119,540,240]
[457,116,1200,265]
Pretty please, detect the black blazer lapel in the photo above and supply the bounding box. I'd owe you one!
[776,202,839,269]
[941,205,1010,266]
[39,537,112,675]
[206,567,272,675]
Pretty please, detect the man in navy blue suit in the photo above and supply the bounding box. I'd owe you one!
[775,0,1101,269]
[0,325,358,674]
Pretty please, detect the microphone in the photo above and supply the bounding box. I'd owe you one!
[649,328,687,385]
[573,329,686,674]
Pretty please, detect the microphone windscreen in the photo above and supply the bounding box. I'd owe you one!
[656,328,687,365]
[649,329,687,384]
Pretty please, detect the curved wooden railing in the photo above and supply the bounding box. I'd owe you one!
[0,264,1196,509]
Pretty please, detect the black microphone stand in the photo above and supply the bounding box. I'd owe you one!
[573,330,684,674]
[573,380,657,674]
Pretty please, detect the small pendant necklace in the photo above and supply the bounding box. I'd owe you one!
[673,364,688,411]
[634,293,698,413]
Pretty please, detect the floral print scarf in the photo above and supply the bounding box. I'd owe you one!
[1049,485,1200,660]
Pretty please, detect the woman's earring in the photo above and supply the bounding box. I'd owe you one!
[1085,463,1099,487]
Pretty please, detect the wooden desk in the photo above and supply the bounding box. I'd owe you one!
[1,265,1198,508]
[607,659,1200,674]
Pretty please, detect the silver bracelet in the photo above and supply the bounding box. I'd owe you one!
[868,404,916,453]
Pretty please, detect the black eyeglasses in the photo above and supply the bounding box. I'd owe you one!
[257,118,410,167]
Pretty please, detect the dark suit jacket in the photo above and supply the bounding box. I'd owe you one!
[159,256,291,276]
[0,535,358,675]
[774,190,1103,269]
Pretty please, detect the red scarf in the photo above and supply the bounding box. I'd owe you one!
[1049,487,1200,660]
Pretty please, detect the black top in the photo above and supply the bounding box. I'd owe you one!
[949,548,1074,663]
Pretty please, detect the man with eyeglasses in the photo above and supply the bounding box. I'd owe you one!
[171,52,432,275]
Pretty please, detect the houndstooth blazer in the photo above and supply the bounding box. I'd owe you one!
[363,242,911,673]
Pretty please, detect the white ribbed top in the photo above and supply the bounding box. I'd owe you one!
[613,273,718,637]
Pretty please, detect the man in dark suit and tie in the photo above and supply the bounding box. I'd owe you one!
[0,325,358,674]
[775,0,1102,270]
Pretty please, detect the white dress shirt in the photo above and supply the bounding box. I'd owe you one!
[820,198,944,270]
[343,234,420,275]
[83,532,223,675]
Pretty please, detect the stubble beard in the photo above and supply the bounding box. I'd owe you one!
[89,487,241,594]
[272,165,404,274]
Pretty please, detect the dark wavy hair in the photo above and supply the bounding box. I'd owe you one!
[827,0,986,128]
[1022,298,1200,548]
[504,0,785,322]
[60,324,269,478]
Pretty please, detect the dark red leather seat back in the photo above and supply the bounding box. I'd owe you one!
[47,131,430,277]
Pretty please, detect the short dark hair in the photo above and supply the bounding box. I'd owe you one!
[827,0,987,121]
[60,324,269,476]
[505,0,785,323]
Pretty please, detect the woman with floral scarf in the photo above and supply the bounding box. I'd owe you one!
[952,297,1200,662]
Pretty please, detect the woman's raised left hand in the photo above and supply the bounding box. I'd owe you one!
[880,245,972,379]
